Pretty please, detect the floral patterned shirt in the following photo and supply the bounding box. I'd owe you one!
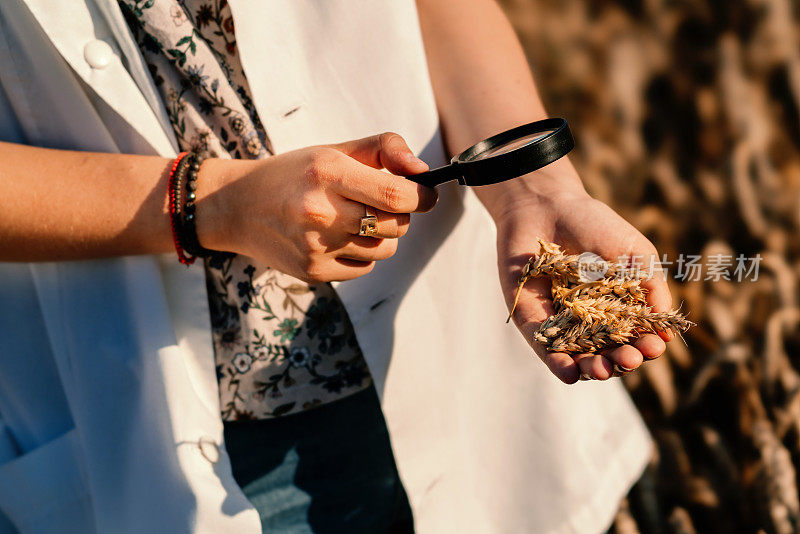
[120,0,372,420]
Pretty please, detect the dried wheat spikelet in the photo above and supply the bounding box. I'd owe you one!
[508,239,693,355]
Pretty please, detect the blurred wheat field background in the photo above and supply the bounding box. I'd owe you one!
[497,1,800,532]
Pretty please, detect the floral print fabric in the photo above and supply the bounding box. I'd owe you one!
[120,0,372,420]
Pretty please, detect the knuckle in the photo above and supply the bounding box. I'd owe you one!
[303,161,325,185]
[296,194,333,228]
[379,132,412,165]
[304,148,340,184]
[379,131,401,149]
[381,182,406,212]
[298,232,325,256]
[303,260,329,284]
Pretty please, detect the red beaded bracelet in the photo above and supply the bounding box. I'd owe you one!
[167,152,197,265]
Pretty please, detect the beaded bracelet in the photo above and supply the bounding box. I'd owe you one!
[167,152,196,265]
[167,151,232,265]
[179,152,220,259]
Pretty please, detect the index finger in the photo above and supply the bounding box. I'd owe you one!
[334,160,438,214]
[332,132,430,176]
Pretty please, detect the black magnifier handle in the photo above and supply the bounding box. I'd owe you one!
[406,163,463,188]
[403,118,574,189]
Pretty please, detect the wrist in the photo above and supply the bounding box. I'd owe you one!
[475,157,588,222]
[194,157,254,254]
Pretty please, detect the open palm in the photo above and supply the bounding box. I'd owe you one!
[496,189,674,384]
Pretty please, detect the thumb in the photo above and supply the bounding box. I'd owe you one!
[332,132,429,176]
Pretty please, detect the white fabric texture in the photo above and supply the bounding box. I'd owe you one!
[0,0,654,532]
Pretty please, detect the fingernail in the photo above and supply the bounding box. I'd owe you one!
[613,363,634,374]
[406,152,428,167]
[579,373,593,381]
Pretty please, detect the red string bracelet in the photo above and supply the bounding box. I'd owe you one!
[167,152,197,265]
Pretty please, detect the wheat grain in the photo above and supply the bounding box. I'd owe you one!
[552,278,648,308]
[509,239,693,355]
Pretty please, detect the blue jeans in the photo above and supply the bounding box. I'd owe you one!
[223,386,414,533]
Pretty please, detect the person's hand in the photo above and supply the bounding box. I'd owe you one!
[196,133,437,283]
[492,166,673,384]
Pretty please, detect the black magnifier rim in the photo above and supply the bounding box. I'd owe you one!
[455,118,573,186]
[406,118,574,187]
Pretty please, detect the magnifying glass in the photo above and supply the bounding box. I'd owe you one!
[407,118,574,187]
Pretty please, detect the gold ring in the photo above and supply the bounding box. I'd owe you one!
[358,205,378,237]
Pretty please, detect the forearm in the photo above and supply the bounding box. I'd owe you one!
[0,135,433,285]
[0,141,227,262]
[416,0,586,216]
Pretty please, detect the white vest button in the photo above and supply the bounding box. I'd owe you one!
[83,40,114,70]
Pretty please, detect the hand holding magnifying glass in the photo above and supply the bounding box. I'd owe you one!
[405,118,574,187]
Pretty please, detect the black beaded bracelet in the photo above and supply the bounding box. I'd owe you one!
[175,151,232,261]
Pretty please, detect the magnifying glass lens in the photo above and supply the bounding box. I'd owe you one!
[406,118,573,187]
[465,129,556,162]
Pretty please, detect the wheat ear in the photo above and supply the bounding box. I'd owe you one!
[508,239,694,355]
